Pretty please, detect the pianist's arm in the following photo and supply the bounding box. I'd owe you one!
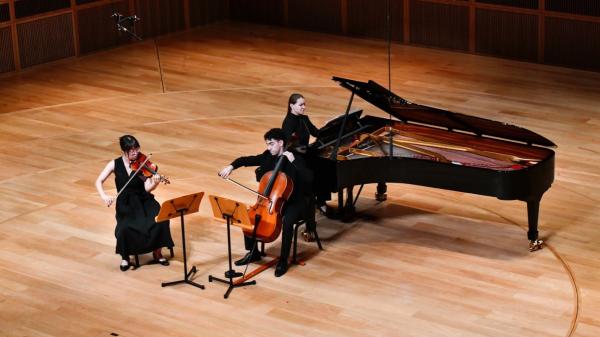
[304,115,320,138]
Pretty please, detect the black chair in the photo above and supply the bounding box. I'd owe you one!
[259,220,323,264]
[292,220,323,264]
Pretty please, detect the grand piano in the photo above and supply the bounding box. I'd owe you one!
[308,77,556,251]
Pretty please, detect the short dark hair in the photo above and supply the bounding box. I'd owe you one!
[287,93,304,114]
[119,135,140,152]
[263,128,286,145]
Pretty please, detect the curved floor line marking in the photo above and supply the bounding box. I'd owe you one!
[143,112,332,126]
[5,84,338,116]
[0,113,333,152]
[0,112,336,184]
[478,207,579,337]
[380,197,580,337]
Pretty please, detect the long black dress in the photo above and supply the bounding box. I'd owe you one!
[113,157,174,259]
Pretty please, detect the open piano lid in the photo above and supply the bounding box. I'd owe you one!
[333,76,556,147]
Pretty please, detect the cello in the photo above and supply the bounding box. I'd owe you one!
[226,153,294,243]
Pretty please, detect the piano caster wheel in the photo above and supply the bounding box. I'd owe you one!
[375,193,387,202]
[529,239,544,252]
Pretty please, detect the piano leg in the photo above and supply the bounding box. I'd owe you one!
[527,199,544,252]
[375,183,387,201]
[334,187,356,222]
[345,187,355,221]
[337,189,344,219]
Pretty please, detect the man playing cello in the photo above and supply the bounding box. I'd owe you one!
[218,128,313,277]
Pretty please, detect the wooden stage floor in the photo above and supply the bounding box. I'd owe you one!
[0,22,599,337]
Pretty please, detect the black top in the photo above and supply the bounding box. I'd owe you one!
[282,112,319,150]
[113,157,165,235]
[231,150,313,203]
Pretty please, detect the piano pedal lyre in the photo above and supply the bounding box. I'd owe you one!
[529,239,544,252]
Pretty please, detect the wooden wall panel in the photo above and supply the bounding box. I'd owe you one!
[17,13,75,68]
[14,0,71,18]
[288,0,342,34]
[546,0,600,17]
[476,9,538,61]
[0,27,15,73]
[229,0,284,26]
[476,0,538,9]
[410,0,469,51]
[77,1,129,54]
[347,0,403,41]
[189,0,229,27]
[3,0,600,74]
[545,17,600,71]
[76,0,102,4]
[0,3,10,22]
[135,0,185,38]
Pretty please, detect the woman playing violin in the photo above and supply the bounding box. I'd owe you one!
[95,135,174,271]
[218,128,313,277]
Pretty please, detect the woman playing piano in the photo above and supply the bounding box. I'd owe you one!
[281,93,322,241]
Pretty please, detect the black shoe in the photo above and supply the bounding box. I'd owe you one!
[234,251,262,266]
[156,258,169,266]
[274,260,288,277]
[153,250,169,266]
[120,260,130,272]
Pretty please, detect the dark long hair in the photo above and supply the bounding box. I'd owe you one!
[119,135,140,152]
[287,93,304,114]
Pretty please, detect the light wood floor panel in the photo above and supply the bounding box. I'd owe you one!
[1,22,599,337]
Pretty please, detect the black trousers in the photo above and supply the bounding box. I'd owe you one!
[243,200,305,262]
[292,150,318,232]
[303,194,316,232]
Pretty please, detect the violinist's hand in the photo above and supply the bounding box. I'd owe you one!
[282,151,295,163]
[102,194,115,207]
[219,165,234,179]
[151,173,161,184]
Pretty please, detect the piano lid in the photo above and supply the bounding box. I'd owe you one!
[332,76,556,147]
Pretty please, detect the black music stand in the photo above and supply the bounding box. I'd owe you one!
[157,192,205,290]
[207,195,256,299]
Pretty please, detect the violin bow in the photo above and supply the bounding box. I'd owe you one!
[225,178,269,200]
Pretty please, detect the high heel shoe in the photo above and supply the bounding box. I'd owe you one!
[120,259,130,272]
[153,249,169,266]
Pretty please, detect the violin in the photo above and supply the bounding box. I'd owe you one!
[130,152,170,184]
[244,153,293,243]
[110,152,170,207]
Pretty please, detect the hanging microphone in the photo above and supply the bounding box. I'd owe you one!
[112,11,142,40]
